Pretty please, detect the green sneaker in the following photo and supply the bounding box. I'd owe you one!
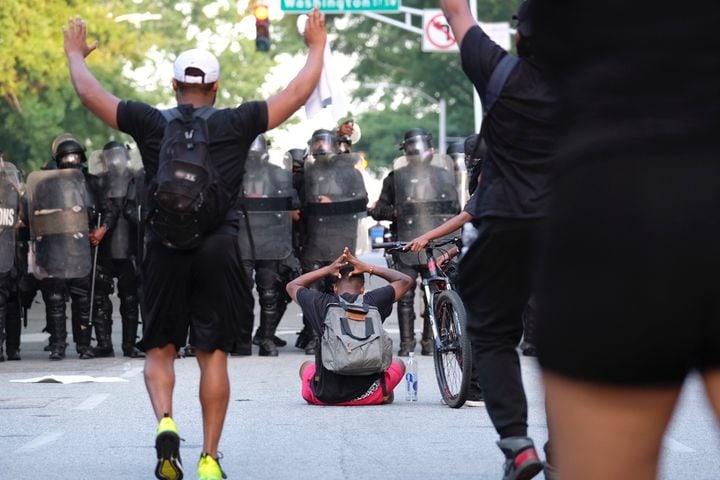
[155,416,183,480]
[197,453,227,480]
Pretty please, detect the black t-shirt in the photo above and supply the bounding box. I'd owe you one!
[296,285,396,403]
[460,26,559,219]
[116,100,268,232]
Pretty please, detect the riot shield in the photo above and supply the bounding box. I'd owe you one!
[26,169,91,279]
[102,145,134,259]
[448,151,469,207]
[238,157,296,260]
[393,153,460,266]
[103,144,133,199]
[302,153,368,262]
[0,163,20,274]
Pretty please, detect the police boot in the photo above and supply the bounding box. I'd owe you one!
[420,315,434,356]
[5,301,22,361]
[397,304,416,357]
[120,295,144,358]
[256,308,280,357]
[497,437,543,480]
[92,297,115,358]
[72,294,94,360]
[46,295,68,361]
[0,299,6,362]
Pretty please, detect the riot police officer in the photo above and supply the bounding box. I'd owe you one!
[369,128,460,356]
[90,141,144,358]
[236,135,300,356]
[28,134,113,360]
[298,129,368,354]
[0,154,22,361]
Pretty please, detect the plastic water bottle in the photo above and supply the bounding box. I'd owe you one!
[405,352,418,401]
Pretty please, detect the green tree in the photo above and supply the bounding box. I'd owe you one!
[329,0,519,171]
[0,0,303,172]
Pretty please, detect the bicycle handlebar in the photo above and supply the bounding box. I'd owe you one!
[373,237,461,251]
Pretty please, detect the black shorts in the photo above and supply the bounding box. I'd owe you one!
[536,156,720,385]
[137,233,253,353]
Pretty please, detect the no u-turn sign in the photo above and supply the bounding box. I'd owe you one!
[422,11,457,52]
[422,10,512,53]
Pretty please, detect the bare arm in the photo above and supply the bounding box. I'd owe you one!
[407,211,472,252]
[439,0,477,49]
[64,16,121,129]
[266,8,326,130]
[344,249,414,302]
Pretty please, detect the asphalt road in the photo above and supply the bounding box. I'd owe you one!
[1,266,719,479]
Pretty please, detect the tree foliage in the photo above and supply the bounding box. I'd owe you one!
[330,0,520,171]
[0,0,301,172]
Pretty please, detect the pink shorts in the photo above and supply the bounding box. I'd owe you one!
[301,361,405,406]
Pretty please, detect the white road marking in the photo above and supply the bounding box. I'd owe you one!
[664,437,695,453]
[74,393,110,410]
[16,431,63,453]
[121,366,144,378]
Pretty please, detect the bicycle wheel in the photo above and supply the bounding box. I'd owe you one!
[432,289,472,408]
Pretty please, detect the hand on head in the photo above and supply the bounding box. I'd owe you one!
[328,250,350,278]
[343,247,369,276]
[63,16,98,58]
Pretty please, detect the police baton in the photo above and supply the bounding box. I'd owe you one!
[88,213,102,330]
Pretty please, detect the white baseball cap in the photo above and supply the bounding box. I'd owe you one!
[173,49,220,84]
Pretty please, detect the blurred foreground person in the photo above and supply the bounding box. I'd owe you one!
[440,0,559,478]
[532,2,720,480]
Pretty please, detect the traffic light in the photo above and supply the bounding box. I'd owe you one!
[254,4,270,52]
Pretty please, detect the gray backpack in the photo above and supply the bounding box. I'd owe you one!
[321,295,393,376]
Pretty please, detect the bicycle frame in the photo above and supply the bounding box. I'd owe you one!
[420,242,459,351]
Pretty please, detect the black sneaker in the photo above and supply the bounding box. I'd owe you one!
[497,437,543,480]
[464,383,485,408]
[155,416,183,480]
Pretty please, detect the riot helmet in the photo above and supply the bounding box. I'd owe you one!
[308,129,337,158]
[283,148,306,172]
[102,141,130,174]
[52,134,86,169]
[248,134,270,164]
[446,141,466,171]
[399,128,433,164]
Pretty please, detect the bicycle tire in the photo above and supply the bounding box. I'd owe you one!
[432,289,472,408]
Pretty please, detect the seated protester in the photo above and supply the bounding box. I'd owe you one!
[287,247,414,406]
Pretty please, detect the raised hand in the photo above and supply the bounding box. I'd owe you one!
[63,16,98,59]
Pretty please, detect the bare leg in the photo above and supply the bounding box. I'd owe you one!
[544,371,682,480]
[196,349,230,458]
[299,360,313,379]
[701,369,720,420]
[144,344,177,420]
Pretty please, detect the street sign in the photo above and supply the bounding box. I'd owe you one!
[281,0,401,12]
[422,10,511,53]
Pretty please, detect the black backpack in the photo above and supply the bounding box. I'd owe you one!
[147,105,228,249]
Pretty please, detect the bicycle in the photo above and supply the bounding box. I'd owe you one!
[375,238,472,408]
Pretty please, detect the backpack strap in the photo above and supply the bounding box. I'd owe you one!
[483,54,519,115]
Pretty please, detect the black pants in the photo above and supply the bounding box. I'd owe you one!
[457,218,543,438]
[240,259,293,341]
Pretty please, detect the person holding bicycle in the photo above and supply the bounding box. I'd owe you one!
[287,247,413,406]
[368,128,460,358]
